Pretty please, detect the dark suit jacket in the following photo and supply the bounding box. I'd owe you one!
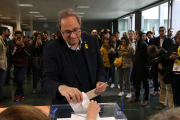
[153,36,174,51]
[42,33,105,104]
[134,38,150,80]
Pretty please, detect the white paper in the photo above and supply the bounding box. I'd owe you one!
[69,92,90,113]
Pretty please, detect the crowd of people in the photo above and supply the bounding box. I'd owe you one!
[0,26,180,106]
[0,26,179,108]
[0,8,180,120]
[0,28,59,108]
[92,27,180,108]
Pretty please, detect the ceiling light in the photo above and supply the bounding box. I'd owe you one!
[29,11,40,13]
[34,15,44,17]
[38,18,47,20]
[22,24,28,25]
[0,17,10,19]
[78,12,85,14]
[17,4,33,7]
[76,5,90,8]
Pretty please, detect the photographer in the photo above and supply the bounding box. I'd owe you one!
[11,31,30,102]
[31,32,43,94]
[148,45,173,109]
[91,29,102,47]
[99,28,112,43]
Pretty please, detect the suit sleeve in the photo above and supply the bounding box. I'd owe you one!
[42,44,64,100]
[96,38,105,83]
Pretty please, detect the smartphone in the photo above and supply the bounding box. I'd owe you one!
[37,36,41,40]
[17,36,21,41]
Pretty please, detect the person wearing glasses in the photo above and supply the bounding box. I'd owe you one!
[42,8,106,104]
[151,27,173,98]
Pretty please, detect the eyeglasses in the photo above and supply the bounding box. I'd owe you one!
[61,28,81,36]
[159,30,165,32]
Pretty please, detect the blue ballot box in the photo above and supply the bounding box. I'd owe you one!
[49,103,127,120]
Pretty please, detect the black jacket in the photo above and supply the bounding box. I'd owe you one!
[153,36,174,51]
[42,33,105,104]
[31,40,49,57]
[109,40,121,62]
[148,48,168,75]
[8,40,16,63]
[164,43,180,72]
[134,38,150,80]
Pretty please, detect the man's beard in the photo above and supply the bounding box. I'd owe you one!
[5,34,9,38]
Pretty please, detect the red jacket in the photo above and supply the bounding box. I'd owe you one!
[11,41,31,66]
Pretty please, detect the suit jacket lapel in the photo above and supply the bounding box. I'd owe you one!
[59,36,83,87]
[81,36,93,88]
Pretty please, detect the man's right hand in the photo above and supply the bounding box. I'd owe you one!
[58,85,83,103]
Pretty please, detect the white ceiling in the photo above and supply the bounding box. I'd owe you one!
[0,0,161,29]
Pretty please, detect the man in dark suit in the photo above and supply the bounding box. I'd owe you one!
[153,27,174,51]
[129,30,150,106]
[42,8,106,104]
[151,26,174,97]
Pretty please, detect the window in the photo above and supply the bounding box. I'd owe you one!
[142,2,168,36]
[118,16,130,37]
[172,0,180,35]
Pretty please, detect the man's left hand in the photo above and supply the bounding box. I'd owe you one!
[95,82,106,94]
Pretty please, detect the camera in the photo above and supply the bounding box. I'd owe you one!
[104,29,108,34]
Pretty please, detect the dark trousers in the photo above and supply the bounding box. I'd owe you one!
[33,67,38,89]
[135,78,149,101]
[110,61,115,83]
[14,65,27,95]
[5,62,12,84]
[105,67,109,82]
[0,69,7,98]
[171,72,180,106]
[27,58,33,74]
[152,65,159,91]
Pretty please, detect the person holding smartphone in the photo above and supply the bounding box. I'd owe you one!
[166,30,180,106]
[11,31,30,102]
[31,32,43,94]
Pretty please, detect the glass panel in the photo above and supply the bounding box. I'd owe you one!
[142,2,168,36]
[142,6,159,36]
[118,16,130,38]
[172,0,180,35]
[50,103,128,120]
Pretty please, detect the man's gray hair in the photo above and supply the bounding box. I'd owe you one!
[57,8,81,30]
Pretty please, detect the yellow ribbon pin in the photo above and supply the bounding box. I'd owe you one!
[85,44,88,49]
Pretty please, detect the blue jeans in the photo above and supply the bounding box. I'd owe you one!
[0,69,7,98]
[171,72,180,106]
[14,65,27,95]
[105,67,109,82]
